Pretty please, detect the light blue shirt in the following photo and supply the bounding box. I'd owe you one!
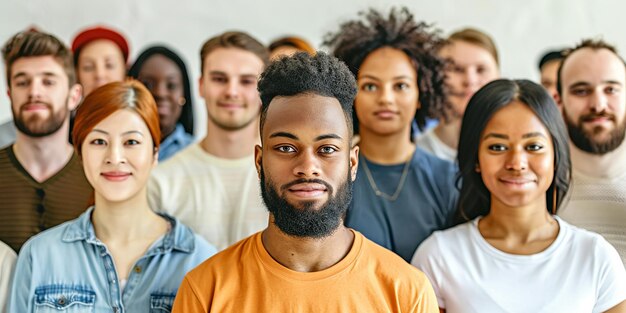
[159,124,194,162]
[9,207,216,313]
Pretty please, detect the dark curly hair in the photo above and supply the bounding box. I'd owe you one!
[257,51,357,137]
[324,7,446,132]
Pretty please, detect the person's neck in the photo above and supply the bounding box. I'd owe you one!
[199,119,259,159]
[570,140,626,179]
[261,220,354,272]
[433,118,462,150]
[91,188,166,243]
[358,128,415,164]
[12,125,73,183]
[479,198,558,247]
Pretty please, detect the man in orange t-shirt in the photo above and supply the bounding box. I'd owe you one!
[172,52,439,313]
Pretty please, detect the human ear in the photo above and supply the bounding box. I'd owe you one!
[254,144,263,179]
[350,146,359,181]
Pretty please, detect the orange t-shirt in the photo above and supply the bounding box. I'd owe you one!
[172,230,439,312]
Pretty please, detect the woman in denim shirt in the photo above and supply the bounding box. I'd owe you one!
[9,80,216,313]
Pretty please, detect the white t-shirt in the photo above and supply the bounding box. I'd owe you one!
[415,128,456,162]
[148,143,268,250]
[0,240,16,312]
[412,216,626,313]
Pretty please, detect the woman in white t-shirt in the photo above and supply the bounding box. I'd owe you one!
[412,79,626,313]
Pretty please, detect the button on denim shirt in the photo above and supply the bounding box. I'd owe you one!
[9,207,216,313]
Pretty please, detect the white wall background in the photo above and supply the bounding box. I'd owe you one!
[1,0,624,137]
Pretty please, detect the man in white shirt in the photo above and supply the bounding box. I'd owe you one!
[556,39,626,264]
[149,31,269,250]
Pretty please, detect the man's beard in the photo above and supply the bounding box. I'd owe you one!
[12,101,68,138]
[260,168,353,239]
[564,110,626,154]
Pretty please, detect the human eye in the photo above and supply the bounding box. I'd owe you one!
[240,78,257,86]
[125,139,141,146]
[140,79,154,90]
[90,138,107,145]
[167,82,180,91]
[318,146,338,155]
[526,143,545,152]
[361,83,377,92]
[275,145,296,153]
[42,78,56,86]
[105,62,116,70]
[395,82,410,91]
[570,87,590,96]
[487,144,507,152]
[453,65,464,73]
[476,66,486,74]
[81,64,94,72]
[605,85,621,95]
[13,78,29,87]
[211,75,227,84]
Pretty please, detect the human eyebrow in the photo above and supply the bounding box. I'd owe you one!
[568,82,591,89]
[482,133,508,140]
[91,129,109,135]
[314,134,342,141]
[358,74,381,81]
[522,132,547,139]
[122,131,144,136]
[269,132,299,140]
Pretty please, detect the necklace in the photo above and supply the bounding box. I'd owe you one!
[360,153,412,202]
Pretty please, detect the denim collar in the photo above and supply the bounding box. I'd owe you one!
[61,206,195,254]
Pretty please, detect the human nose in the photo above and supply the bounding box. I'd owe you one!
[505,148,527,171]
[225,80,240,98]
[589,88,609,113]
[293,149,320,177]
[378,85,394,106]
[463,69,479,88]
[28,79,43,100]
[105,142,126,165]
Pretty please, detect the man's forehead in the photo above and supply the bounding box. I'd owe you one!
[263,94,349,138]
[11,55,65,76]
[561,48,626,85]
[203,47,264,74]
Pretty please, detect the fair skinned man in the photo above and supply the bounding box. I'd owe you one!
[149,31,269,250]
[172,52,438,313]
[556,39,626,265]
[0,31,92,252]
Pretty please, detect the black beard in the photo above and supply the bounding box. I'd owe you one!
[260,168,352,239]
[12,101,68,138]
[564,111,626,154]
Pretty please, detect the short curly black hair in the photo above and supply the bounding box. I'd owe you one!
[257,51,357,137]
[324,7,446,131]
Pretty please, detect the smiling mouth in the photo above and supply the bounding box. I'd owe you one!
[374,110,399,119]
[499,177,535,186]
[287,183,328,198]
[101,172,132,181]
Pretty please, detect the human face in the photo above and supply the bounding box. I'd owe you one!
[478,101,554,210]
[82,109,157,204]
[255,94,358,237]
[355,47,419,138]
[199,47,264,131]
[138,54,184,139]
[441,40,499,119]
[9,56,80,137]
[559,48,626,154]
[540,59,561,98]
[77,39,126,96]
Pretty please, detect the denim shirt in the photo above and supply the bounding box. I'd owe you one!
[159,124,194,162]
[9,207,216,313]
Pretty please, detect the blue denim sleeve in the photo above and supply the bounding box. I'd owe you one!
[8,240,34,312]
